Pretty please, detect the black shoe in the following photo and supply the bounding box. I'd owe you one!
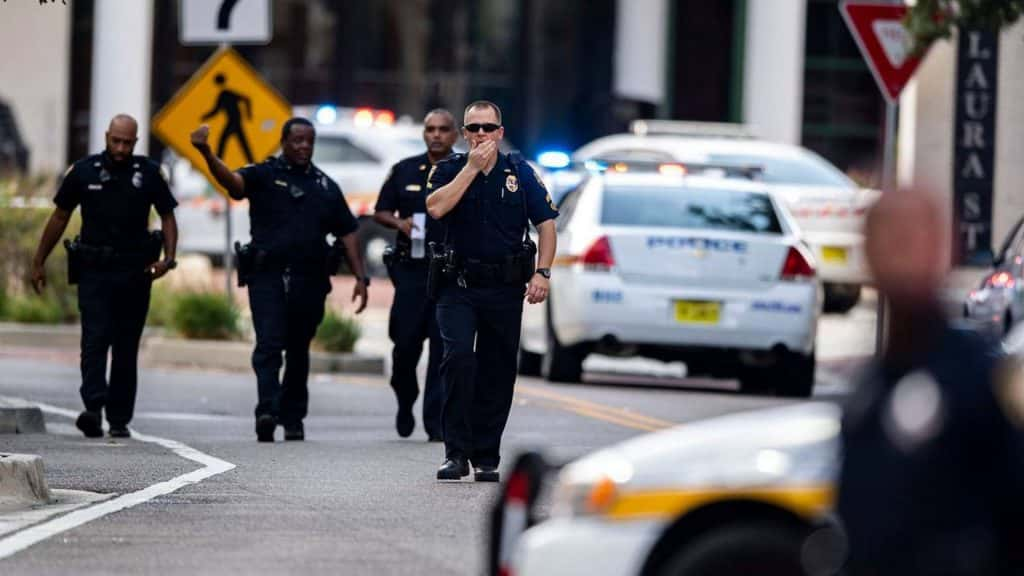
[255,414,276,443]
[108,425,131,439]
[75,410,103,438]
[474,465,500,483]
[284,422,304,441]
[396,405,415,438]
[436,457,469,481]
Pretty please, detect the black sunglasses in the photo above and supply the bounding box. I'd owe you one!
[463,123,501,134]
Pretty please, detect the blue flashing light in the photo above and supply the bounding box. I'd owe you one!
[537,150,571,170]
[315,105,338,125]
[583,159,608,172]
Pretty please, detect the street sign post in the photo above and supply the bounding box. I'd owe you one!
[840,1,929,354]
[153,47,291,296]
[180,0,273,46]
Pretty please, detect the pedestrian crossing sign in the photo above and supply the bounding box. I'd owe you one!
[152,47,292,197]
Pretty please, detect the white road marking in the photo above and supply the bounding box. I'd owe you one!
[0,400,236,560]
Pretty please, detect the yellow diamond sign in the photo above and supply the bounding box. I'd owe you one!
[153,47,291,197]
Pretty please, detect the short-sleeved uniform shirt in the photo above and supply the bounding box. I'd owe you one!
[426,152,557,263]
[238,156,358,271]
[54,152,177,252]
[374,152,443,251]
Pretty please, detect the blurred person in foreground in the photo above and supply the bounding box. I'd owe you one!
[837,189,1024,575]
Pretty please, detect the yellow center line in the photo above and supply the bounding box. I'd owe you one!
[516,383,676,432]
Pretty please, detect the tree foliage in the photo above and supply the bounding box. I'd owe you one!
[906,0,1024,50]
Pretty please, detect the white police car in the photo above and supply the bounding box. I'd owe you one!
[548,122,877,314]
[519,163,820,397]
[491,402,843,576]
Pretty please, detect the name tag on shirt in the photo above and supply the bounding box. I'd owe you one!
[405,184,422,192]
[88,184,103,190]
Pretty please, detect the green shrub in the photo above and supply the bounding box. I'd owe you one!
[146,283,175,327]
[314,310,361,353]
[6,295,64,324]
[170,291,240,340]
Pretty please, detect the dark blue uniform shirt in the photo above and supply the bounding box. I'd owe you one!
[238,156,358,270]
[426,153,557,262]
[837,325,1024,574]
[374,152,443,251]
[55,152,177,252]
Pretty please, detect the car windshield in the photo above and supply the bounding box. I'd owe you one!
[706,152,854,188]
[601,184,783,234]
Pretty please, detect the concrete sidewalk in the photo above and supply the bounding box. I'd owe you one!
[0,314,388,377]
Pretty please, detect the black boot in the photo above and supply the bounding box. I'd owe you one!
[284,421,304,441]
[255,414,276,443]
[436,457,469,480]
[396,404,415,438]
[75,410,103,438]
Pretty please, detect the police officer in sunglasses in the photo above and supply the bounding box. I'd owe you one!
[426,101,558,482]
[191,117,369,443]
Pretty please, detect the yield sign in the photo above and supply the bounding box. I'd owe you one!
[840,1,928,103]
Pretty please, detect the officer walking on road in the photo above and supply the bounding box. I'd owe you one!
[31,114,179,439]
[373,109,457,441]
[837,189,1024,575]
[191,117,369,443]
[426,101,558,482]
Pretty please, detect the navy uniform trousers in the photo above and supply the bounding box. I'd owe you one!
[77,266,152,426]
[389,258,444,438]
[248,270,327,425]
[436,283,524,467]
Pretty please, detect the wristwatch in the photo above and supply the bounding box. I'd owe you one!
[164,259,178,270]
[536,268,551,279]
[361,275,371,287]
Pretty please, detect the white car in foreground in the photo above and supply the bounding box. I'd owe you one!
[565,124,878,313]
[491,402,843,576]
[520,166,820,397]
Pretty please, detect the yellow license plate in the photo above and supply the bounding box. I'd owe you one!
[821,246,848,263]
[674,301,720,325]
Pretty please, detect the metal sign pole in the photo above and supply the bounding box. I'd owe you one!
[220,41,234,301]
[876,100,898,354]
[225,199,233,298]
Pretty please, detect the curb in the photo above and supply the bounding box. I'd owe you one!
[0,454,50,506]
[0,324,385,377]
[141,336,385,376]
[0,397,46,434]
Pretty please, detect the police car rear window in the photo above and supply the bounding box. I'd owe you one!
[706,153,853,188]
[601,186,783,234]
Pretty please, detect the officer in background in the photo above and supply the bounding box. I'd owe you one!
[837,189,1024,575]
[373,109,457,441]
[190,117,369,443]
[31,114,178,439]
[426,101,558,482]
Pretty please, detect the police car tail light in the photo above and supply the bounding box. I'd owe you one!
[580,236,615,271]
[989,272,1015,289]
[781,246,815,280]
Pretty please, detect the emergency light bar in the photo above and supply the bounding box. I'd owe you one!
[581,158,764,180]
[629,119,756,139]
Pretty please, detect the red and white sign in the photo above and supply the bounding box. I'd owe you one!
[840,1,928,103]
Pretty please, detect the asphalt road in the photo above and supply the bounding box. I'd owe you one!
[0,305,872,575]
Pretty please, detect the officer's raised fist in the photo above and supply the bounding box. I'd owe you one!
[190,125,211,151]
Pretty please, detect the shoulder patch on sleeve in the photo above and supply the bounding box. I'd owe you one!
[994,356,1024,427]
[531,166,548,192]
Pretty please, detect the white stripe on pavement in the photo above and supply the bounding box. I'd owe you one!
[0,400,236,560]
